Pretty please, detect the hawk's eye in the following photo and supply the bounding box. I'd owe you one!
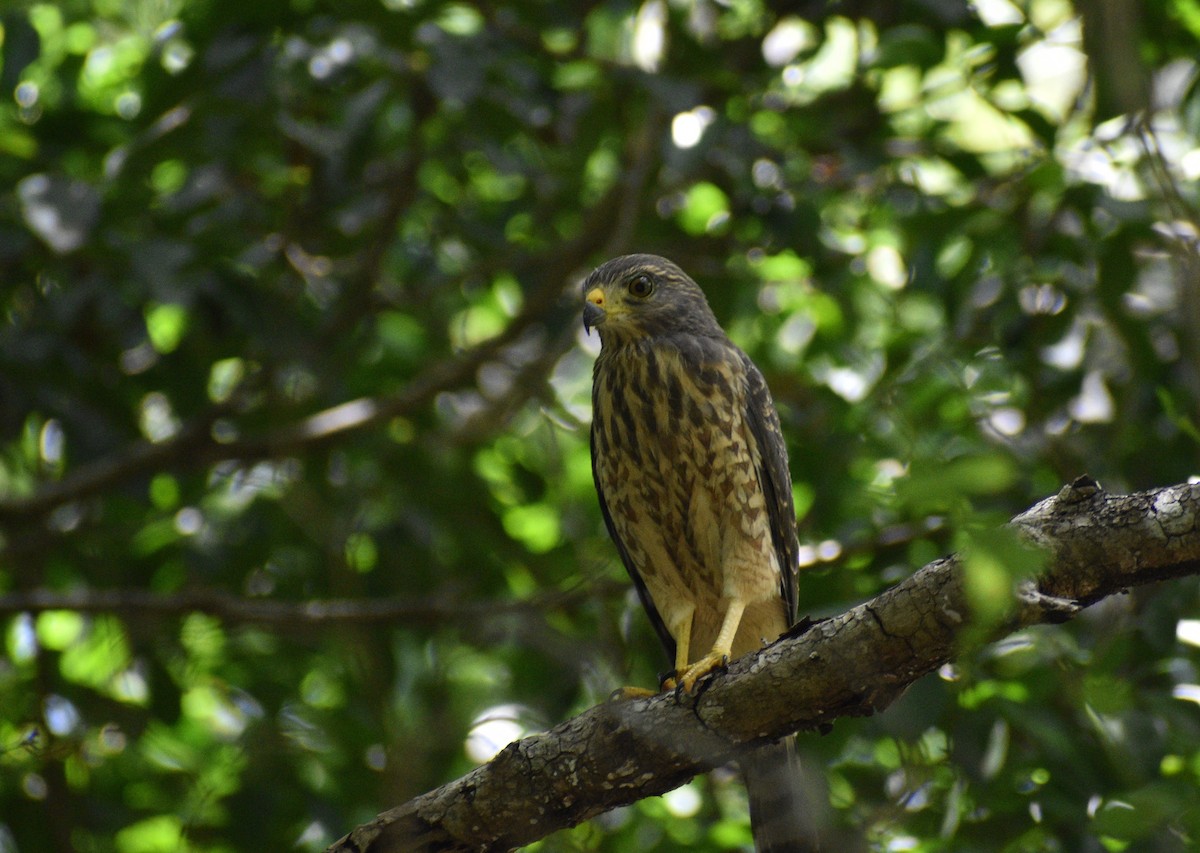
[627,274,654,298]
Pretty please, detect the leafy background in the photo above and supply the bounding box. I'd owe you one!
[2,0,1200,850]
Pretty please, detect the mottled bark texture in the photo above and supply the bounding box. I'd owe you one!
[327,479,1200,853]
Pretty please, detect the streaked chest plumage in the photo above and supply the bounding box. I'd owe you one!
[590,337,774,608]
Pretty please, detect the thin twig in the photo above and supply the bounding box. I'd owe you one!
[0,580,624,628]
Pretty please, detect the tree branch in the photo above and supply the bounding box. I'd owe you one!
[0,581,623,629]
[0,325,510,520]
[326,478,1200,853]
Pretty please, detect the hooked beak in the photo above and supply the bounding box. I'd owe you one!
[582,287,606,334]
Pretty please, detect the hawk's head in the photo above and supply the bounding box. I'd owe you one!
[581,254,722,345]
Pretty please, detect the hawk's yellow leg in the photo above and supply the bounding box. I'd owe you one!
[611,602,695,700]
[660,604,694,691]
[676,597,746,693]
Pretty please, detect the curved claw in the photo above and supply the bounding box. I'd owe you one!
[659,669,680,692]
[676,652,730,694]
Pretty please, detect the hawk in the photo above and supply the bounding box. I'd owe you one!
[584,254,815,852]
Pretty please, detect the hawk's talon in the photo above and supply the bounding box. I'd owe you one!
[609,685,657,701]
[676,651,731,694]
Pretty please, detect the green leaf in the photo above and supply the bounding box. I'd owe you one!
[144,302,188,354]
[60,616,130,691]
[1157,387,1200,443]
[207,357,245,402]
[36,611,84,650]
[502,503,561,553]
[960,527,1044,626]
[115,815,183,853]
[677,181,731,235]
[344,532,378,573]
[1091,784,1191,840]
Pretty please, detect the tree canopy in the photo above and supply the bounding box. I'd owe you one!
[2,0,1199,851]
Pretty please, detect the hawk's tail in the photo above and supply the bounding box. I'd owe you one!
[739,738,819,853]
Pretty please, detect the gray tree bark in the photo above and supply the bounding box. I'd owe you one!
[327,478,1200,853]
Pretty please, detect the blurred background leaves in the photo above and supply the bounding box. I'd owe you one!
[2,0,1200,850]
